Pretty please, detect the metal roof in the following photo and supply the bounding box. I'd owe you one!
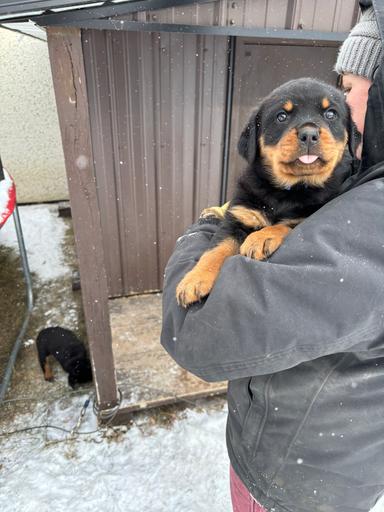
[0,0,195,22]
[0,0,351,46]
[1,20,47,39]
[0,1,104,17]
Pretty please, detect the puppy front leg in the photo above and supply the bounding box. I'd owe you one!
[37,341,55,382]
[176,238,239,307]
[240,224,292,260]
[43,357,54,382]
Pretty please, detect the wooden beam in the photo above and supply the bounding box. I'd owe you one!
[109,388,227,426]
[46,27,118,411]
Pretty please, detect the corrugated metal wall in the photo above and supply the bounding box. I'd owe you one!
[126,0,358,32]
[83,0,359,297]
[83,30,228,296]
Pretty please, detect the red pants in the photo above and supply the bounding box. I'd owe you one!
[230,466,267,512]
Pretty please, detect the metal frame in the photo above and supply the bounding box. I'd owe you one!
[220,35,235,205]
[39,18,349,43]
[0,205,34,402]
[0,166,34,402]
[0,0,353,45]
[0,0,357,44]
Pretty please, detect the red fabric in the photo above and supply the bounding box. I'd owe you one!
[0,169,16,229]
[230,466,267,512]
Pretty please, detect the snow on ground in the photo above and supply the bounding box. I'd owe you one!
[0,203,70,281]
[1,203,384,512]
[0,203,231,512]
[2,395,384,512]
[0,395,230,512]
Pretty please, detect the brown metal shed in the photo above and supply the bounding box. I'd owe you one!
[1,0,360,422]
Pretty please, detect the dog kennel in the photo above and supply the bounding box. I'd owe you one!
[0,0,360,422]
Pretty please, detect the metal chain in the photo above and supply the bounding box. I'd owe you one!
[68,395,92,439]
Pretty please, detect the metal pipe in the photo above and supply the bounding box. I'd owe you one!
[0,204,34,402]
[37,19,348,44]
[220,36,235,205]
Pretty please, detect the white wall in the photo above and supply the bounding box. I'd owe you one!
[0,27,68,203]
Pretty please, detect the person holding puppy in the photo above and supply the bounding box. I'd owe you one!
[161,1,384,511]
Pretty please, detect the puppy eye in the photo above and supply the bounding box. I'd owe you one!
[276,111,288,122]
[324,109,337,120]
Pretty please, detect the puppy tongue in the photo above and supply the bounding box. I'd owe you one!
[299,155,318,164]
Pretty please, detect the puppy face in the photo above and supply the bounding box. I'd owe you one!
[238,78,358,188]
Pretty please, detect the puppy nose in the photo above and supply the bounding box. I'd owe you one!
[298,125,320,144]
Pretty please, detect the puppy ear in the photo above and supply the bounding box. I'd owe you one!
[238,109,262,164]
[346,104,361,157]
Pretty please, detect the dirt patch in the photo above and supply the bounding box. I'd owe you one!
[0,247,26,368]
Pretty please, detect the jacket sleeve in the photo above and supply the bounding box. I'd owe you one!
[161,178,384,382]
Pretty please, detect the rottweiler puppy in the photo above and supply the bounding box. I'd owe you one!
[176,78,358,307]
[36,326,93,388]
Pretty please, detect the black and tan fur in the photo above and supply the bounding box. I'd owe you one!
[176,78,359,307]
[36,326,93,388]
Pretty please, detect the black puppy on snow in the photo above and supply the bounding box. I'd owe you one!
[36,326,93,388]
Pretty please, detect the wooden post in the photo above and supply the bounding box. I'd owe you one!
[47,27,118,411]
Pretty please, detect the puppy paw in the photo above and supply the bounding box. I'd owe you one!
[240,225,291,260]
[176,269,216,307]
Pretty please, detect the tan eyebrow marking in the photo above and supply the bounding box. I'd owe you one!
[322,97,330,109]
[283,100,294,112]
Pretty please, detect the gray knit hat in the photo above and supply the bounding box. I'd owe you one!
[335,6,382,80]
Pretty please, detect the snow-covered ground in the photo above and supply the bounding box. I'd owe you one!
[1,203,69,281]
[0,393,230,512]
[1,204,384,512]
[0,204,231,512]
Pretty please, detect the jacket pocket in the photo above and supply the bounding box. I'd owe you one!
[241,375,273,458]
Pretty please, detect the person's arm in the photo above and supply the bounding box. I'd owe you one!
[161,176,384,382]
